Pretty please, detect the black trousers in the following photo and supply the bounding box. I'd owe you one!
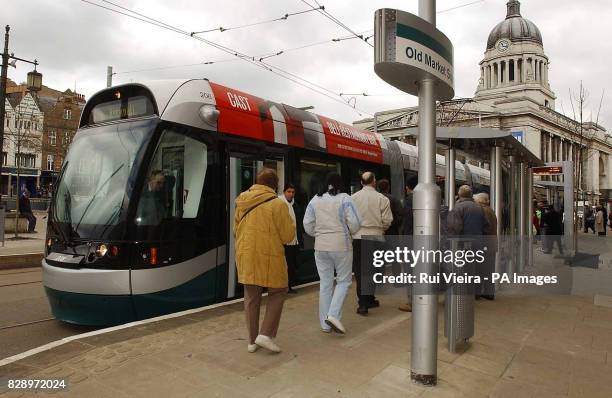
[284,245,299,288]
[23,212,36,232]
[353,239,376,307]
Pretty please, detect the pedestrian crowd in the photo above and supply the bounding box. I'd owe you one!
[233,168,510,353]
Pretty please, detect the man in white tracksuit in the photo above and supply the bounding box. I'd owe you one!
[351,171,393,315]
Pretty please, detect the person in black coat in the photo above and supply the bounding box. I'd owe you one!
[541,205,564,254]
[377,179,403,235]
[19,190,37,233]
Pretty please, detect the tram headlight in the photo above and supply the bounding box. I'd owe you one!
[96,244,108,257]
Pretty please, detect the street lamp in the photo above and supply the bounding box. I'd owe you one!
[0,25,41,202]
[27,66,43,91]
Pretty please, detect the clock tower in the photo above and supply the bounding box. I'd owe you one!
[475,0,556,109]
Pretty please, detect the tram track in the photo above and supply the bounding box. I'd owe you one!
[0,317,56,331]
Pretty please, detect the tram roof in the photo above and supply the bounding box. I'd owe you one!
[403,126,544,166]
[85,79,387,165]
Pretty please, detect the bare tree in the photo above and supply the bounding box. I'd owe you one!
[559,82,605,253]
[3,106,43,238]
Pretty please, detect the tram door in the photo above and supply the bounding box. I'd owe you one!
[226,151,285,299]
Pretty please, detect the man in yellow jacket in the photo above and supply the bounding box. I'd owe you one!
[234,168,296,354]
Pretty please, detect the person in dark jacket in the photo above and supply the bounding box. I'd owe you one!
[474,193,497,300]
[541,205,564,254]
[377,179,403,235]
[447,185,488,300]
[279,183,302,293]
[447,185,488,236]
[19,190,37,233]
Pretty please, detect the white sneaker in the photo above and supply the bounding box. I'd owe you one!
[325,316,346,334]
[254,335,281,353]
[322,328,332,333]
[247,344,258,353]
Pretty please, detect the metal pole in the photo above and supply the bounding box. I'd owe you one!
[519,162,527,271]
[508,156,517,274]
[492,146,503,283]
[527,166,534,266]
[106,66,113,88]
[411,0,439,386]
[564,160,575,256]
[493,147,503,236]
[0,26,10,199]
[445,147,456,210]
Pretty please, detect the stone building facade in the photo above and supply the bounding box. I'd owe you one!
[354,0,612,207]
[1,91,45,196]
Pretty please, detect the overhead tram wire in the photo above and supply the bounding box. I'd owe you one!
[438,0,486,14]
[299,0,373,48]
[80,0,373,116]
[114,59,238,75]
[190,7,323,35]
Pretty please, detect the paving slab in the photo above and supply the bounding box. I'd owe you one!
[1,232,612,396]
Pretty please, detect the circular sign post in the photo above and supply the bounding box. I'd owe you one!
[374,1,454,387]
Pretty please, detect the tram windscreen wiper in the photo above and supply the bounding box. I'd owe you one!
[72,164,125,236]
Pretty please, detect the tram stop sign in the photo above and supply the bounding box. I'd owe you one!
[374,8,454,101]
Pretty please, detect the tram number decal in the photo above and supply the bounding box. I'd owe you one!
[226,92,252,111]
[199,91,213,100]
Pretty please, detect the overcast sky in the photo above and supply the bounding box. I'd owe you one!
[4,0,611,127]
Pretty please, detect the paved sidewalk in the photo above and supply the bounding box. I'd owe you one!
[1,234,612,397]
[2,289,612,396]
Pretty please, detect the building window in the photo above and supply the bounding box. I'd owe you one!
[49,131,56,146]
[5,117,9,127]
[63,109,72,120]
[15,153,36,168]
[63,131,71,145]
[1,152,6,166]
[47,154,55,170]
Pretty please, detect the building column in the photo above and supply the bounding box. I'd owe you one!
[504,59,510,85]
[497,62,502,86]
[548,134,553,162]
[522,56,527,82]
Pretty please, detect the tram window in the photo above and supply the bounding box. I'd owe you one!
[135,130,207,225]
[298,158,339,204]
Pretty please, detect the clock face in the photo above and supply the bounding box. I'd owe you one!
[497,40,510,52]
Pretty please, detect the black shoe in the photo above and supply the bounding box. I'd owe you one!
[366,299,380,309]
[475,295,482,300]
[481,295,495,301]
[287,288,298,294]
[356,306,368,316]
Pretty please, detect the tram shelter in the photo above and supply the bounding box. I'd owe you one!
[402,126,574,351]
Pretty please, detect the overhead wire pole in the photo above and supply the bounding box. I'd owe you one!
[411,0,440,386]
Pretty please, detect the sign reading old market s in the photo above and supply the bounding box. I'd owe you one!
[374,8,454,100]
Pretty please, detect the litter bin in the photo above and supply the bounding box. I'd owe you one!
[444,239,475,352]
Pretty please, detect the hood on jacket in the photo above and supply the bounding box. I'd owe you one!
[235,184,278,222]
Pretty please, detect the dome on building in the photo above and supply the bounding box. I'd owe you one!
[486,1,543,50]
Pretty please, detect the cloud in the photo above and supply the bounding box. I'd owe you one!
[4,0,611,127]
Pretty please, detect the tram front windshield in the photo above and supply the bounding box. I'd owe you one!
[52,119,154,240]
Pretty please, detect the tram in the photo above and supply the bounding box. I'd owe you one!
[43,79,491,325]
